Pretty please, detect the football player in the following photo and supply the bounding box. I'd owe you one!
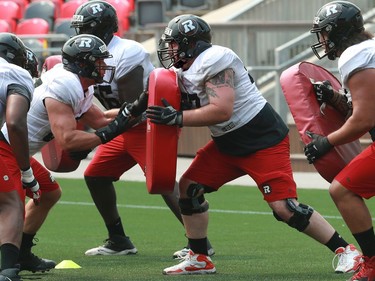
[145,14,362,275]
[1,34,132,274]
[306,1,375,280]
[0,32,38,281]
[70,0,215,258]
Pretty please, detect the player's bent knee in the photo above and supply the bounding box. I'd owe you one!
[285,198,314,232]
[179,195,209,216]
[273,199,314,232]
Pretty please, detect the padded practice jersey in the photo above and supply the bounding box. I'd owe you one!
[177,45,288,156]
[0,57,34,125]
[1,64,94,155]
[93,35,155,109]
[339,38,375,89]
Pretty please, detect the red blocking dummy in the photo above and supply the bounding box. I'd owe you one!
[280,61,361,183]
[146,68,181,194]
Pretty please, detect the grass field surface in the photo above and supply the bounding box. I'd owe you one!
[17,178,375,281]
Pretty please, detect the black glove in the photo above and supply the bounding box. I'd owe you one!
[127,91,149,117]
[146,98,183,127]
[95,104,132,143]
[304,131,333,164]
[21,167,41,205]
[69,149,92,161]
[312,80,334,103]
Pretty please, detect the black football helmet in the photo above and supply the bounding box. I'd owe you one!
[310,1,364,60]
[61,34,115,83]
[25,47,39,78]
[157,14,212,69]
[70,0,118,45]
[0,32,27,68]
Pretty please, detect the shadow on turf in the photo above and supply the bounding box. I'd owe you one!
[20,272,45,280]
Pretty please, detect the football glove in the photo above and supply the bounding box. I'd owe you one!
[312,80,334,103]
[146,98,183,127]
[304,131,333,164]
[21,167,41,205]
[126,91,149,117]
[95,102,132,144]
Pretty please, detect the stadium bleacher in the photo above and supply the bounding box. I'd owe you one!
[0,0,216,77]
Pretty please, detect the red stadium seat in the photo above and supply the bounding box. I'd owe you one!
[127,0,134,12]
[0,19,10,32]
[0,0,27,19]
[105,0,131,33]
[16,18,50,36]
[16,18,50,50]
[23,1,56,31]
[0,1,21,32]
[60,0,87,19]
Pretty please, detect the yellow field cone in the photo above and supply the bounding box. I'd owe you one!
[55,260,82,269]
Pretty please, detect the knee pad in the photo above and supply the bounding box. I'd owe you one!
[273,211,283,222]
[286,198,314,232]
[186,183,215,197]
[179,191,209,216]
[186,183,205,198]
[179,183,213,215]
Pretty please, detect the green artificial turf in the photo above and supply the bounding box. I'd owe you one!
[17,178,375,281]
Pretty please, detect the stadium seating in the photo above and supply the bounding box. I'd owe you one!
[105,0,131,34]
[177,0,209,10]
[54,18,75,38]
[23,1,56,31]
[59,0,87,19]
[125,0,134,12]
[0,19,10,32]
[0,0,27,19]
[136,0,165,28]
[16,17,50,36]
[0,1,21,32]
[31,0,64,18]
[16,17,51,62]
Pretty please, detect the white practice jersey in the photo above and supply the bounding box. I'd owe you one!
[339,38,375,89]
[0,57,34,126]
[176,45,267,137]
[95,35,155,109]
[1,64,94,155]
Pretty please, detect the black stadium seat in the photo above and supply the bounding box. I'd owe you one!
[23,1,56,31]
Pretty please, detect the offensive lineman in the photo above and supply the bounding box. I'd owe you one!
[1,34,133,274]
[70,0,214,257]
[144,14,362,275]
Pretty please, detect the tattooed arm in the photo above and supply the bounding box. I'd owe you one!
[182,68,235,127]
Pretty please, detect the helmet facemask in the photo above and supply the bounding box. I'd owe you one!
[311,24,337,60]
[69,55,114,83]
[158,35,188,69]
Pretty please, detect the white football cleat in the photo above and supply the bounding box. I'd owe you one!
[332,244,362,273]
[163,250,216,275]
[85,235,137,256]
